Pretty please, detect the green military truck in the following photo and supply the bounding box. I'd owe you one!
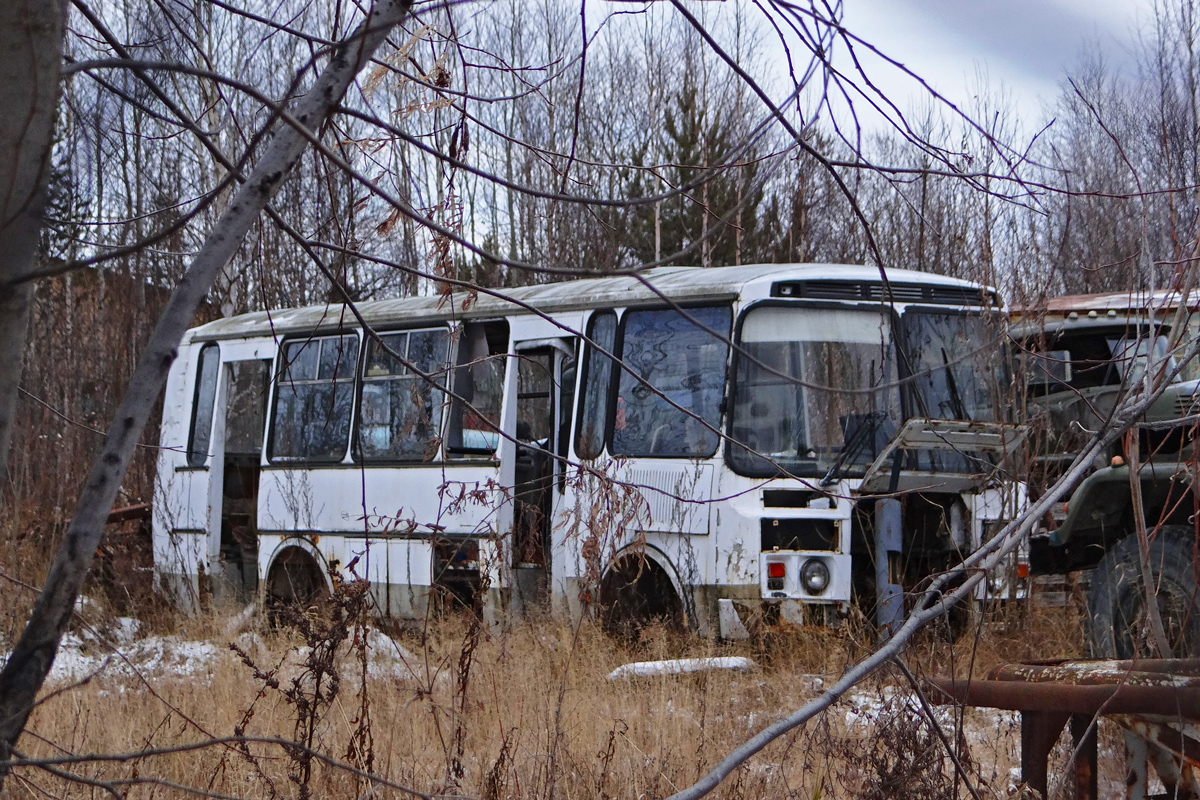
[1019,302,1200,658]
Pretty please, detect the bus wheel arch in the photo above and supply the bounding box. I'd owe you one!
[597,546,691,634]
[264,540,332,611]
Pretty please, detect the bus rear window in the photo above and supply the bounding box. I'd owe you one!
[270,334,359,462]
[611,306,731,458]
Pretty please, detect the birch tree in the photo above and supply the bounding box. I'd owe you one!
[0,1,68,503]
[0,0,414,778]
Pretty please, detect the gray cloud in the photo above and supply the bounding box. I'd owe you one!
[876,0,1139,83]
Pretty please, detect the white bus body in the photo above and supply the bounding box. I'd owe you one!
[152,264,1026,635]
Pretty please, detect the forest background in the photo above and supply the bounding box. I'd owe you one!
[0,1,1197,797]
[7,0,1199,522]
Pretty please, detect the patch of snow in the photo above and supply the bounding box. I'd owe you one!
[799,674,824,692]
[0,633,224,686]
[606,657,757,681]
[363,627,421,682]
[841,686,957,729]
[130,637,221,678]
[110,617,141,645]
[74,595,101,616]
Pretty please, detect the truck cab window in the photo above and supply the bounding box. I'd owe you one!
[270,334,359,462]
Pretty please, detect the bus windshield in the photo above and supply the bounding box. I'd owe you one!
[901,310,1004,423]
[728,306,899,478]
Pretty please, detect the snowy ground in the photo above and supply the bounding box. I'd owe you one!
[0,610,424,688]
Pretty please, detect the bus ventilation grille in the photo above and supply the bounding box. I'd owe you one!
[771,280,995,307]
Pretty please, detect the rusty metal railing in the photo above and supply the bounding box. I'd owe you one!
[927,659,1200,799]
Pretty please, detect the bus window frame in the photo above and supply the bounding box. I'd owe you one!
[725,298,903,479]
[444,319,509,460]
[574,309,618,460]
[186,342,221,468]
[609,302,734,460]
[266,331,362,466]
[897,304,1009,424]
[351,323,453,466]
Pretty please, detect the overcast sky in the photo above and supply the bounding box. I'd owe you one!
[835,0,1155,130]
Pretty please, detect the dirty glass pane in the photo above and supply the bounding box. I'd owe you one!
[517,352,554,443]
[318,335,356,380]
[282,338,320,382]
[447,322,507,455]
[576,312,616,459]
[364,332,408,377]
[359,328,450,461]
[1107,334,1173,385]
[901,311,1004,473]
[902,311,1002,423]
[611,306,731,458]
[225,359,271,455]
[187,344,221,466]
[728,307,897,478]
[270,334,359,461]
[1020,350,1072,388]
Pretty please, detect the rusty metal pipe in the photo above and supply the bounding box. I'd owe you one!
[926,677,1200,717]
[990,659,1200,682]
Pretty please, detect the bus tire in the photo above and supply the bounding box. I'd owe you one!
[598,552,685,637]
[1087,526,1200,658]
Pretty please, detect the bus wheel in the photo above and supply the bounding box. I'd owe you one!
[1087,526,1200,658]
[266,547,329,625]
[598,554,685,637]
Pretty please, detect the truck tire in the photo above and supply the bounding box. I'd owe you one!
[1087,526,1200,658]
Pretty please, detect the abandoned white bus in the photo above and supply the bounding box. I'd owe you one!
[152,263,1025,636]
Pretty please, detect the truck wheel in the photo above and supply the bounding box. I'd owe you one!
[1087,526,1200,658]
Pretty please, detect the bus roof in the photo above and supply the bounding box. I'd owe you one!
[186,262,993,342]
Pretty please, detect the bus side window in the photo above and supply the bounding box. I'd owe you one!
[611,306,731,458]
[187,343,221,467]
[269,334,359,462]
[575,311,616,459]
[359,328,451,461]
[446,321,508,456]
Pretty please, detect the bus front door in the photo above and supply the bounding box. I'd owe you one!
[510,340,576,614]
[211,358,271,605]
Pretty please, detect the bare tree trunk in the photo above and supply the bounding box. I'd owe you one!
[0,0,411,781]
[0,0,68,504]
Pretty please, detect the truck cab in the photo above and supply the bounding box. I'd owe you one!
[1017,303,1200,657]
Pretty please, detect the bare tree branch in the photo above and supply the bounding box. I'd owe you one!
[0,0,414,782]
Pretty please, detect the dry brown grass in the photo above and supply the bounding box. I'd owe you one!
[0,503,1100,800]
[0,585,1095,800]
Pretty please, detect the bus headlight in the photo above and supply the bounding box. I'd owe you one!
[800,558,830,595]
